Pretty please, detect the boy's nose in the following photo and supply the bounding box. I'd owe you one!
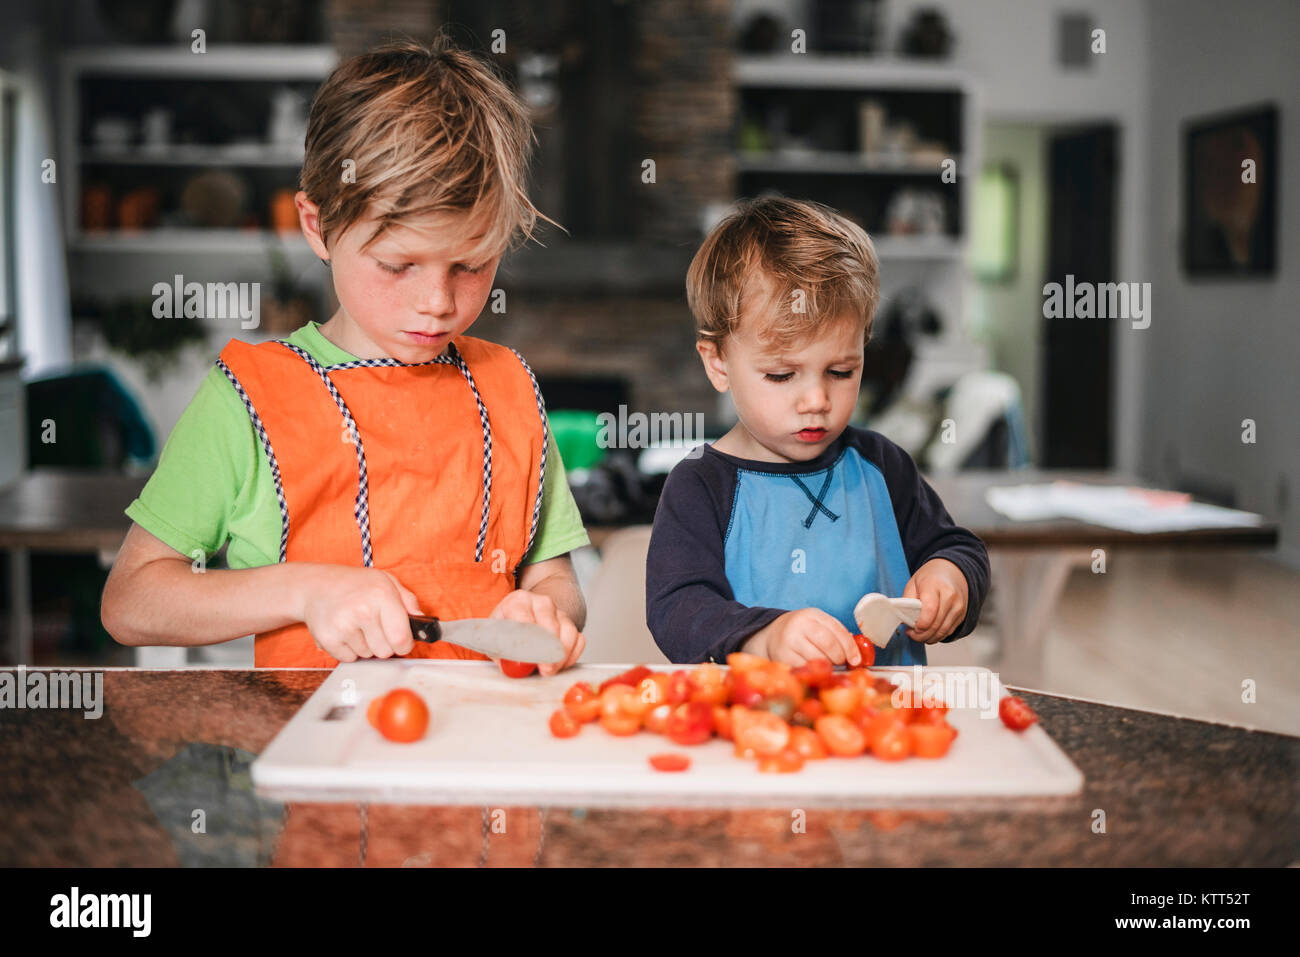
[415,274,456,317]
[797,384,831,413]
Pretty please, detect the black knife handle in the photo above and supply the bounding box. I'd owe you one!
[408,615,443,644]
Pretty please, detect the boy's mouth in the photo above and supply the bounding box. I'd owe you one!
[795,427,828,443]
[403,330,450,345]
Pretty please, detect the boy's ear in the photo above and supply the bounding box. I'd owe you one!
[696,339,730,394]
[295,191,331,262]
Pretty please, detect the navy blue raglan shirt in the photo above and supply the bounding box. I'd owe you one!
[645,426,990,665]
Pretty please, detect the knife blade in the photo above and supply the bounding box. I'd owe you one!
[408,615,568,664]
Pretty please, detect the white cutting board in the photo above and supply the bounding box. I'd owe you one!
[252,662,1083,807]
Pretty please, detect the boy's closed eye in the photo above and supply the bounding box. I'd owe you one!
[762,368,858,383]
[375,260,487,276]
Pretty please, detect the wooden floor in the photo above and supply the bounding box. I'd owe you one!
[927,548,1300,737]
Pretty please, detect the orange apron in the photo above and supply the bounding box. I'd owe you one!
[216,335,548,668]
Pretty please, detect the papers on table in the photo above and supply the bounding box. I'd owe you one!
[985,482,1264,533]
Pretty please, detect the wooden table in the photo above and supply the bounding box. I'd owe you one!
[0,468,146,664]
[924,469,1276,671]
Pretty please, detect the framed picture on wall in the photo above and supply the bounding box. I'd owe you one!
[1183,103,1277,277]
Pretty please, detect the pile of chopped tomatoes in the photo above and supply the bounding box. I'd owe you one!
[547,651,970,773]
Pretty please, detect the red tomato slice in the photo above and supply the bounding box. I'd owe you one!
[549,708,581,738]
[728,671,767,709]
[814,714,867,757]
[689,664,731,705]
[909,722,956,758]
[726,652,768,673]
[642,703,672,734]
[788,725,828,760]
[366,697,383,729]
[820,684,862,715]
[499,659,537,679]
[649,753,691,772]
[999,695,1038,731]
[597,665,653,695]
[666,670,697,705]
[792,657,834,689]
[599,685,642,735]
[711,704,734,740]
[634,675,669,713]
[665,701,713,746]
[374,689,429,743]
[758,747,805,773]
[868,713,912,760]
[736,710,791,757]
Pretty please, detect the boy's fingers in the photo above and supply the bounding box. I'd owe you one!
[912,583,939,631]
[359,616,397,658]
[379,600,415,655]
[932,603,964,644]
[818,611,861,665]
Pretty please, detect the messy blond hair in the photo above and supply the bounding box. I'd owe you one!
[300,35,550,261]
[687,196,879,354]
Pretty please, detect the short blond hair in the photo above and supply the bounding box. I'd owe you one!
[300,35,550,261]
[687,196,879,353]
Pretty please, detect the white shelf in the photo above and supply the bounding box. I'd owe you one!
[735,54,970,90]
[738,150,963,176]
[61,45,337,79]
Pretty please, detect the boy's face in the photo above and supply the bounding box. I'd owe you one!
[698,308,865,464]
[297,193,501,363]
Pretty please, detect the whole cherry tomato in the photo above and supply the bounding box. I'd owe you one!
[689,664,731,705]
[999,695,1038,731]
[667,670,697,705]
[711,704,734,740]
[562,682,601,723]
[599,685,642,735]
[735,710,791,757]
[549,708,581,738]
[852,634,876,666]
[499,659,537,679]
[868,713,912,760]
[820,684,862,715]
[374,689,429,743]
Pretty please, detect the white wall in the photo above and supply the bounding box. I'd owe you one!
[1141,0,1300,562]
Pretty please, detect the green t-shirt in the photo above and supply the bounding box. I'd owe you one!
[125,321,590,570]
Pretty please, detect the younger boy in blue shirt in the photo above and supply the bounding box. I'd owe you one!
[647,197,989,666]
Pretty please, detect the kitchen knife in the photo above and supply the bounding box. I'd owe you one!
[407,615,568,664]
[853,593,923,648]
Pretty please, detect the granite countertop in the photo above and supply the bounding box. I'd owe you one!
[1,669,1296,866]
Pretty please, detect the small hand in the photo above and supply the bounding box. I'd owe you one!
[902,558,969,644]
[488,589,585,676]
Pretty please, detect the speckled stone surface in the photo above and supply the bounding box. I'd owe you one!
[1,669,1296,866]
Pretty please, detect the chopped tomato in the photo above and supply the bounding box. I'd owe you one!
[735,710,791,757]
[909,722,956,758]
[728,671,766,709]
[726,652,768,673]
[597,665,653,694]
[599,685,642,735]
[788,725,828,760]
[758,747,805,773]
[643,703,673,735]
[792,657,833,689]
[635,674,670,711]
[999,695,1038,731]
[711,704,734,740]
[366,697,383,729]
[914,705,950,725]
[666,670,697,705]
[549,708,581,738]
[665,701,713,746]
[793,697,826,727]
[814,714,867,757]
[499,659,537,679]
[373,689,429,743]
[689,663,731,705]
[867,712,912,760]
[820,684,862,715]
[852,634,876,666]
[649,753,691,772]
